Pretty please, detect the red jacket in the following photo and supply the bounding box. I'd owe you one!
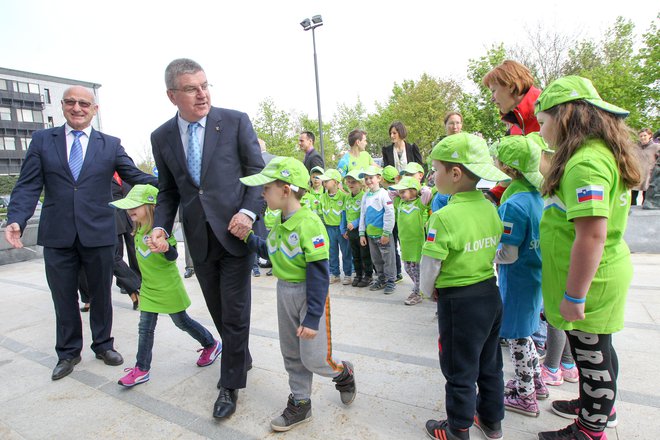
[502,86,541,135]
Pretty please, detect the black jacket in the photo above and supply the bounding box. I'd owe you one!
[381,142,424,170]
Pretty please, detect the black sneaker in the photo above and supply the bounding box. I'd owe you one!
[357,276,372,288]
[551,399,617,428]
[474,414,503,440]
[351,276,361,287]
[369,279,386,291]
[270,394,312,432]
[425,420,469,440]
[332,361,356,405]
[538,422,600,439]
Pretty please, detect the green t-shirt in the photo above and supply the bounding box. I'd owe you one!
[422,190,502,288]
[267,206,330,283]
[302,186,324,218]
[135,226,191,314]
[338,151,374,176]
[540,139,632,334]
[264,207,281,230]
[345,190,364,224]
[321,191,346,226]
[396,197,429,263]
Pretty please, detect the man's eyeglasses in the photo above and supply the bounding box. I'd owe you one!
[171,83,212,96]
[62,99,94,109]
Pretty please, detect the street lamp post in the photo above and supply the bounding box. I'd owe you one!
[300,15,325,166]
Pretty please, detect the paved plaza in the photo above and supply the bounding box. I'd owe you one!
[0,250,658,439]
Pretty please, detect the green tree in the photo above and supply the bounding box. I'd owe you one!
[363,101,395,158]
[253,97,297,157]
[459,44,508,142]
[330,97,368,150]
[635,14,660,129]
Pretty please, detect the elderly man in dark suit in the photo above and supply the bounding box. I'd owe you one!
[149,59,264,419]
[5,86,157,380]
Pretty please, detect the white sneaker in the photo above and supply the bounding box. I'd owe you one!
[330,275,341,284]
[342,276,352,285]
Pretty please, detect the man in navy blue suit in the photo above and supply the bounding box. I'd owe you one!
[149,59,264,419]
[5,86,157,380]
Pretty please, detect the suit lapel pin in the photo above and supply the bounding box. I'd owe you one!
[215,126,220,132]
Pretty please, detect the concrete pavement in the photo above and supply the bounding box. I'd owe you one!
[1,251,659,439]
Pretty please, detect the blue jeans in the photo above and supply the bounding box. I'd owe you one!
[136,310,215,371]
[326,225,353,277]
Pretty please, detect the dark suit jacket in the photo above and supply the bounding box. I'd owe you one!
[112,178,133,236]
[381,142,425,170]
[151,107,265,260]
[8,126,157,248]
[303,148,324,172]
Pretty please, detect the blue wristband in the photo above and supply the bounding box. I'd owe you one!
[564,291,586,304]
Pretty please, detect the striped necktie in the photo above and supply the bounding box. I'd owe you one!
[69,130,84,180]
[187,122,202,185]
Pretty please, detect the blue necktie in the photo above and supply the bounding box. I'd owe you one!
[69,130,84,180]
[187,122,202,185]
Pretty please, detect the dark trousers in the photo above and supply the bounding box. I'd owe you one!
[193,223,252,390]
[117,230,140,276]
[44,238,115,360]
[348,229,372,278]
[436,277,504,429]
[113,236,141,295]
[392,224,402,276]
[566,330,618,432]
[136,310,215,371]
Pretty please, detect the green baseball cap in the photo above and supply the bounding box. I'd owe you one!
[389,176,421,191]
[527,132,554,154]
[110,184,158,209]
[400,162,425,176]
[381,165,398,182]
[344,169,364,182]
[358,165,383,179]
[319,168,343,182]
[430,133,509,182]
[535,75,629,117]
[240,156,310,191]
[310,166,325,175]
[495,135,544,189]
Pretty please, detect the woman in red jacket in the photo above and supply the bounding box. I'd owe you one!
[483,60,541,135]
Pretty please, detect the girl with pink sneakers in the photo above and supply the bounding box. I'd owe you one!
[110,185,221,387]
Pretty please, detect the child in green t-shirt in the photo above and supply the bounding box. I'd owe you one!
[389,176,428,305]
[239,157,356,432]
[419,133,509,440]
[340,169,373,287]
[110,185,221,388]
[302,165,325,219]
[535,76,641,440]
[382,165,403,282]
[319,169,353,284]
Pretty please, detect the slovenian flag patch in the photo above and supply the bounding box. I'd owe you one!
[576,185,604,203]
[503,222,513,235]
[312,235,325,248]
[427,229,436,242]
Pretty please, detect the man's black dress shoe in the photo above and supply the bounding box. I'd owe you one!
[213,387,238,419]
[95,349,124,366]
[52,356,81,380]
[184,267,195,278]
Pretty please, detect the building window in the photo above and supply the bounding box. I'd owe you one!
[0,79,6,90]
[12,81,40,94]
[2,137,16,150]
[17,82,29,93]
[47,116,54,128]
[28,83,40,94]
[15,108,44,123]
[44,88,51,104]
[0,107,10,121]
[20,136,32,149]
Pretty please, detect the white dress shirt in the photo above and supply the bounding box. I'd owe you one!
[65,124,92,161]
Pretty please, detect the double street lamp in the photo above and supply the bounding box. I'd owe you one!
[300,15,325,165]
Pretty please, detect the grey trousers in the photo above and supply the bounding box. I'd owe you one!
[277,279,343,401]
[367,236,396,283]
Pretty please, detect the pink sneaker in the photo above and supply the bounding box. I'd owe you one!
[197,339,222,367]
[504,389,540,417]
[118,366,150,387]
[535,375,549,400]
[561,364,579,383]
[541,364,564,386]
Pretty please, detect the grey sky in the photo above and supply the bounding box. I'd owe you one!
[2,0,655,160]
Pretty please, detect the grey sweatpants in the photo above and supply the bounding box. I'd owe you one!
[367,236,396,283]
[277,279,344,401]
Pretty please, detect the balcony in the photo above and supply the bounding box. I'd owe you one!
[0,89,45,108]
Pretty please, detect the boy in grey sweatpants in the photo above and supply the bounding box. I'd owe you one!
[240,157,356,432]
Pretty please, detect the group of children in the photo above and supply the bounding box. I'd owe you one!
[106,76,636,440]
